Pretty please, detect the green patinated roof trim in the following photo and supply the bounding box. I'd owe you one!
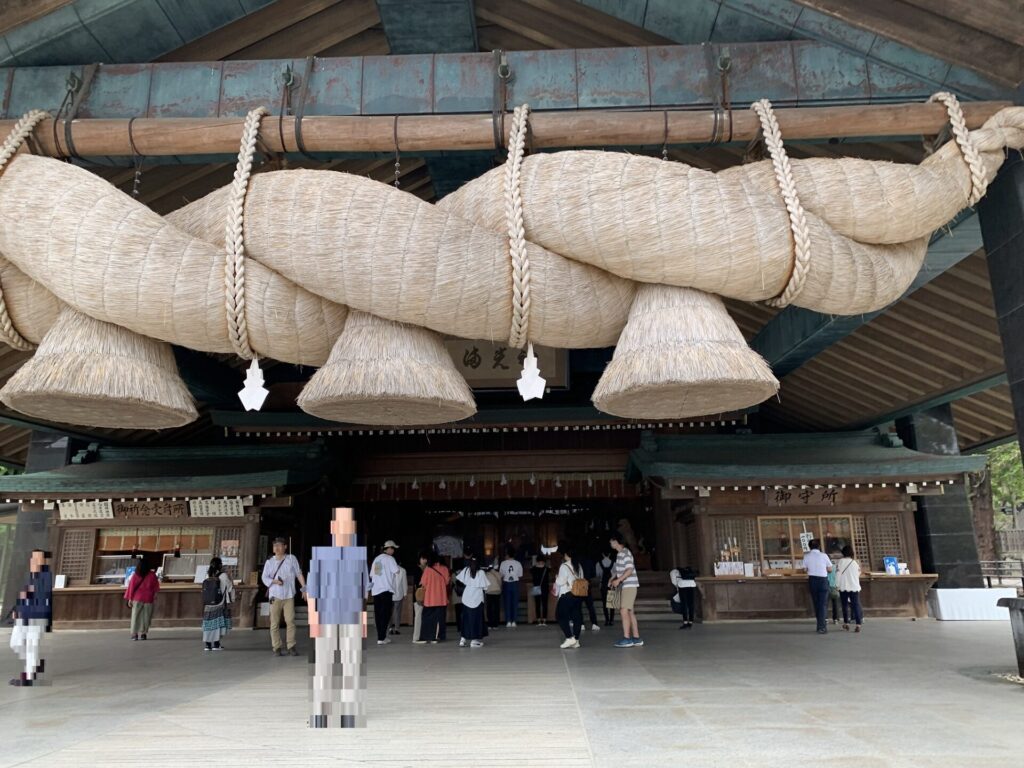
[0,442,327,497]
[0,469,305,496]
[626,430,986,484]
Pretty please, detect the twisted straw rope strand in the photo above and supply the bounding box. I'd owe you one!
[752,99,812,310]
[505,104,532,349]
[928,92,988,206]
[0,110,50,352]
[224,106,267,360]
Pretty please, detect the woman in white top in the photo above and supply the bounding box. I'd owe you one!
[669,566,698,629]
[835,545,863,632]
[456,556,490,647]
[554,546,584,649]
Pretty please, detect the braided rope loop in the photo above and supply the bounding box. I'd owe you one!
[0,110,50,351]
[505,104,532,348]
[928,92,988,207]
[224,107,267,360]
[751,99,812,310]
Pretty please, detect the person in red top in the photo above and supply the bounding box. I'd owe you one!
[124,558,160,640]
[415,551,450,644]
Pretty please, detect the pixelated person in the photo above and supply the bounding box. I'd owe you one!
[9,550,53,687]
[306,507,370,728]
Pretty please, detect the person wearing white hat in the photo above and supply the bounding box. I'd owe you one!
[369,541,401,645]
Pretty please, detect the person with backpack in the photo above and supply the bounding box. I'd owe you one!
[124,556,160,641]
[202,557,235,651]
[456,555,490,648]
[554,545,586,649]
[596,551,615,627]
[530,555,550,626]
[669,566,698,629]
[827,547,842,626]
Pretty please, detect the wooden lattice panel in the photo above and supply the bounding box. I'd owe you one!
[853,516,870,567]
[59,529,96,584]
[215,526,243,581]
[867,515,905,570]
[712,517,759,563]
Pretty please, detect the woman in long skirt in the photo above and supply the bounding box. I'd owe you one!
[201,557,235,651]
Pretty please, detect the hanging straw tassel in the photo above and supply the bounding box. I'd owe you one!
[298,310,475,425]
[0,307,197,429]
[592,284,778,419]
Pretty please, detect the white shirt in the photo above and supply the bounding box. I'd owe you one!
[456,568,490,609]
[370,552,401,596]
[392,565,408,600]
[500,558,523,583]
[261,554,303,600]
[554,562,579,597]
[803,549,833,578]
[835,558,862,592]
[670,569,697,590]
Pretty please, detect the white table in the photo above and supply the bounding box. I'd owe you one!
[927,588,1015,620]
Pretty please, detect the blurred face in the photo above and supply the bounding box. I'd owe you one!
[330,507,356,546]
[609,539,621,552]
[29,551,45,573]
[272,541,287,557]
[419,557,427,566]
[385,546,396,556]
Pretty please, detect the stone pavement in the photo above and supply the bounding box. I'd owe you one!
[1,619,1021,768]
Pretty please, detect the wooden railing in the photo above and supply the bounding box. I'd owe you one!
[980,560,1024,590]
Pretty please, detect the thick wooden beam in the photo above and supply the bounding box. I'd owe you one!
[0,101,1007,157]
[0,0,76,36]
[793,0,1023,87]
[853,371,1008,429]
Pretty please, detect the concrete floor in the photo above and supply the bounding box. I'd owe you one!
[0,619,1021,768]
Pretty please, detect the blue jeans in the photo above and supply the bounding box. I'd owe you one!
[501,581,519,623]
[809,576,829,631]
[840,591,863,625]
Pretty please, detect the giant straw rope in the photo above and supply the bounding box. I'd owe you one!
[0,94,1021,428]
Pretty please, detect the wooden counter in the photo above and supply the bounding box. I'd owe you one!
[52,583,260,630]
[696,574,936,621]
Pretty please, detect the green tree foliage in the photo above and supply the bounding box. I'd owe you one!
[989,441,1024,530]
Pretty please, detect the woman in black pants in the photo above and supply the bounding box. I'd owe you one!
[670,566,698,629]
[554,547,584,649]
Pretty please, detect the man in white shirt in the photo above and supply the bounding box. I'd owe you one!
[499,548,523,627]
[369,540,401,645]
[803,539,834,634]
[261,537,306,656]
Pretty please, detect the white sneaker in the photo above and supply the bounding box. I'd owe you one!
[560,638,576,649]
[573,638,581,648]
[470,640,484,648]
[591,624,601,631]
[511,622,517,628]
[505,622,512,628]
[459,638,467,647]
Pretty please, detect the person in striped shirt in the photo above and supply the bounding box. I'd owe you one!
[608,531,643,647]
